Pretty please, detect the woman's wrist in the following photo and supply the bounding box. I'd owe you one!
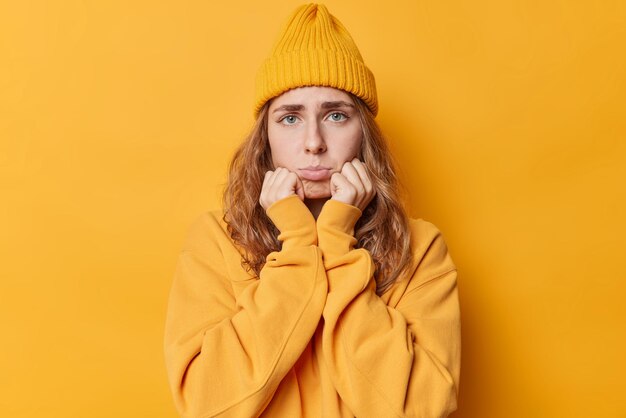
[316,199,362,258]
[266,195,317,249]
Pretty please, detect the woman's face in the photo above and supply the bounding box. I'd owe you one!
[267,86,363,200]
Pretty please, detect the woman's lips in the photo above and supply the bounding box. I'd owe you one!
[298,167,332,181]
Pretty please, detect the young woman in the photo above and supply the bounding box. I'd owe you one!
[164,3,461,417]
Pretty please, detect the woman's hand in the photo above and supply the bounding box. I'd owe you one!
[330,158,376,211]
[260,167,306,210]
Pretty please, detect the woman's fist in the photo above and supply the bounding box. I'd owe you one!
[259,167,305,210]
[330,158,376,211]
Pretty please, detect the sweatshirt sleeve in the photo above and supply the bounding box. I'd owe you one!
[316,200,461,418]
[164,195,328,418]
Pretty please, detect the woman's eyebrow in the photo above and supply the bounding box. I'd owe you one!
[272,101,354,113]
[321,101,354,109]
[273,104,304,113]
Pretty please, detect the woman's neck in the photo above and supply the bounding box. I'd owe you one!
[304,198,329,220]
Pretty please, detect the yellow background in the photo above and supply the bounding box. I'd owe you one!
[1,1,625,416]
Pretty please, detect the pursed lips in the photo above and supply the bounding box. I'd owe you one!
[298,166,332,181]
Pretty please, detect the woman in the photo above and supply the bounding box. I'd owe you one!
[164,3,460,417]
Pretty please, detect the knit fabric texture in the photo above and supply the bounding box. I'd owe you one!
[254,3,378,117]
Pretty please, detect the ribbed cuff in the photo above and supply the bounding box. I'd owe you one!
[266,195,317,250]
[316,199,362,259]
[254,49,378,118]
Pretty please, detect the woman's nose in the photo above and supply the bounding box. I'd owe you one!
[304,123,327,154]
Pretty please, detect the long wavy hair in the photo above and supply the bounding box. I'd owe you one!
[222,94,413,295]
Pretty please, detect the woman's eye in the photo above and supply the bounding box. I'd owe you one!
[329,112,347,122]
[281,115,298,125]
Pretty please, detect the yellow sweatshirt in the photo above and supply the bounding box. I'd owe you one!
[164,195,461,418]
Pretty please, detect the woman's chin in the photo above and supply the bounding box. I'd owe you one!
[302,180,331,200]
